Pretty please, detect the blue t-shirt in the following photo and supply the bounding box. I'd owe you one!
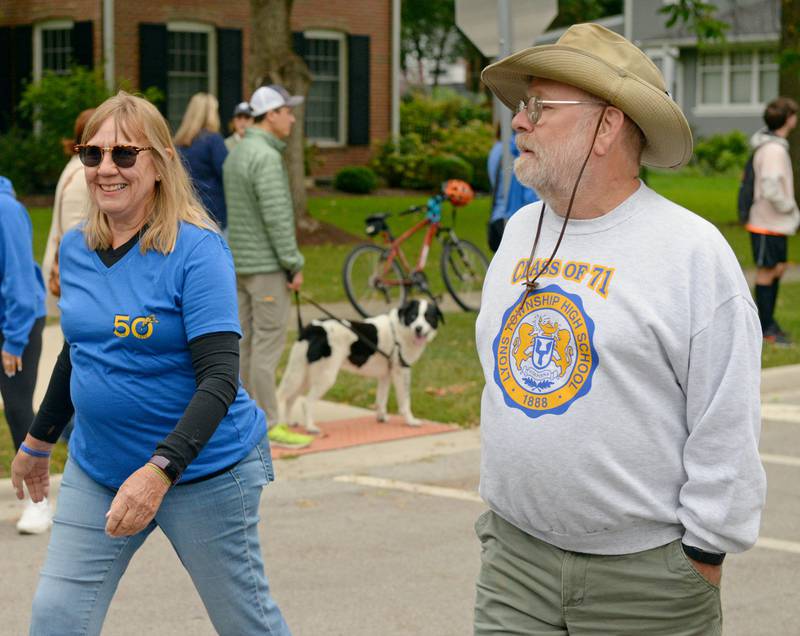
[59,222,266,489]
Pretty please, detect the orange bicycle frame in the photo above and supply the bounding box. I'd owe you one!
[379,217,440,286]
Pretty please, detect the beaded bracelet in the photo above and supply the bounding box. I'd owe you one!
[145,462,172,487]
[20,443,51,458]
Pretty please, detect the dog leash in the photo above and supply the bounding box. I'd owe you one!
[293,291,409,367]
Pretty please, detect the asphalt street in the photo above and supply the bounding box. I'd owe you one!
[1,367,799,634]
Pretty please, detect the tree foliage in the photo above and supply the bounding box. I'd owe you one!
[658,0,729,42]
[401,0,467,88]
[549,0,623,29]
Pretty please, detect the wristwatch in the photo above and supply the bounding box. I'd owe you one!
[148,455,180,484]
[682,543,726,565]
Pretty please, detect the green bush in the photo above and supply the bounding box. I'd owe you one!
[401,88,491,140]
[428,154,474,186]
[436,120,494,192]
[19,67,110,141]
[0,127,65,195]
[372,91,495,192]
[333,166,378,194]
[371,133,434,189]
[692,130,750,174]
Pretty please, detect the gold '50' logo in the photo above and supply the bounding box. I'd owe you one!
[113,314,158,339]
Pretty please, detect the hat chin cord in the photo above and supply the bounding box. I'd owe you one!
[520,106,608,306]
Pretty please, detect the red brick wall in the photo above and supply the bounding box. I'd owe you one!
[2,0,393,176]
[292,0,392,177]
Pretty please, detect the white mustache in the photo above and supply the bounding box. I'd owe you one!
[515,134,538,154]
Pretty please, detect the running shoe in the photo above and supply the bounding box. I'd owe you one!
[764,323,792,347]
[17,497,53,535]
[268,424,314,449]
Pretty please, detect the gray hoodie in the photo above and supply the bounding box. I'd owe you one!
[747,129,799,235]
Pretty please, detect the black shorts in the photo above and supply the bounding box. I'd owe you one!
[750,232,787,268]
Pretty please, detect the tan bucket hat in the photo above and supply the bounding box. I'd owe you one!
[481,23,693,169]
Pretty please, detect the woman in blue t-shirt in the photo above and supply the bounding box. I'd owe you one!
[10,91,290,635]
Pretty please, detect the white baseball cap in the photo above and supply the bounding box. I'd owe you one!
[249,85,304,117]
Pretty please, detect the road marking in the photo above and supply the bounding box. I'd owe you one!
[761,453,800,468]
[335,476,800,556]
[761,403,800,424]
[756,537,800,555]
[333,474,483,503]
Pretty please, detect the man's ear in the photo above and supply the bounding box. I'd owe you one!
[593,106,626,157]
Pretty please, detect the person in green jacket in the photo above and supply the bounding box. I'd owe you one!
[223,85,312,449]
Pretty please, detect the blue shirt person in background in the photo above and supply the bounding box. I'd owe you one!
[11,92,290,635]
[0,176,50,533]
[487,130,539,252]
[175,93,229,229]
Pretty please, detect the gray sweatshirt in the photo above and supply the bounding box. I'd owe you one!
[476,183,766,555]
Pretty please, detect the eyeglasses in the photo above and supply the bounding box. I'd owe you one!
[74,144,154,169]
[516,96,607,125]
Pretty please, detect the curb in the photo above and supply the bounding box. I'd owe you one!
[761,364,800,395]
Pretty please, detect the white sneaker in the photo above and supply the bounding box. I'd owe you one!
[16,497,53,535]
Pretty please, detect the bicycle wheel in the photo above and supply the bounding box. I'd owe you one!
[343,244,408,318]
[441,239,489,312]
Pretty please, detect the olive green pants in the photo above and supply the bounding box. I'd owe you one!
[474,510,722,636]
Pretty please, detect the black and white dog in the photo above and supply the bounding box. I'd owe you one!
[277,299,443,434]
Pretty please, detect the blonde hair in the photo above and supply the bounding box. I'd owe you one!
[82,90,218,254]
[174,92,221,146]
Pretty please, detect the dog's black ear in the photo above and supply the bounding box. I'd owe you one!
[435,302,445,325]
[398,299,418,325]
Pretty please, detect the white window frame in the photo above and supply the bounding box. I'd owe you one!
[693,48,778,116]
[645,46,682,110]
[33,19,74,83]
[166,21,217,129]
[303,29,348,147]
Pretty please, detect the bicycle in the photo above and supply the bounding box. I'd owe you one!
[342,186,490,318]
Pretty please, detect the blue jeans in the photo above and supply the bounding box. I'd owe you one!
[30,436,290,636]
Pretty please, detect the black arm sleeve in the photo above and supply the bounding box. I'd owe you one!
[28,341,74,443]
[153,331,240,479]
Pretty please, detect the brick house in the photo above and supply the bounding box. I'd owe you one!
[0,0,399,177]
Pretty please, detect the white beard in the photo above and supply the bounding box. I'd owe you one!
[514,117,596,204]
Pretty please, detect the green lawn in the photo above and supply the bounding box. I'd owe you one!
[0,412,68,478]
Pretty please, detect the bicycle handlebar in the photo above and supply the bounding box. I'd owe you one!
[398,205,424,216]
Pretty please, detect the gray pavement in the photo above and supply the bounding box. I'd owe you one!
[0,326,798,633]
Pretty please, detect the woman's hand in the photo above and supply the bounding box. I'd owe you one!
[105,464,171,537]
[11,435,54,502]
[2,350,22,377]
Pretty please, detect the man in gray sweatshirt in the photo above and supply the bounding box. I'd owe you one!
[476,24,765,635]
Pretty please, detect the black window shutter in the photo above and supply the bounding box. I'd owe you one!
[72,21,94,68]
[0,25,33,131]
[0,27,13,131]
[139,24,168,115]
[217,28,242,125]
[292,32,307,63]
[347,34,370,146]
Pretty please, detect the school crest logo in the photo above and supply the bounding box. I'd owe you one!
[494,284,598,418]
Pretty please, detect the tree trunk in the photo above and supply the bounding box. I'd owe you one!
[250,0,318,231]
[780,0,800,199]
